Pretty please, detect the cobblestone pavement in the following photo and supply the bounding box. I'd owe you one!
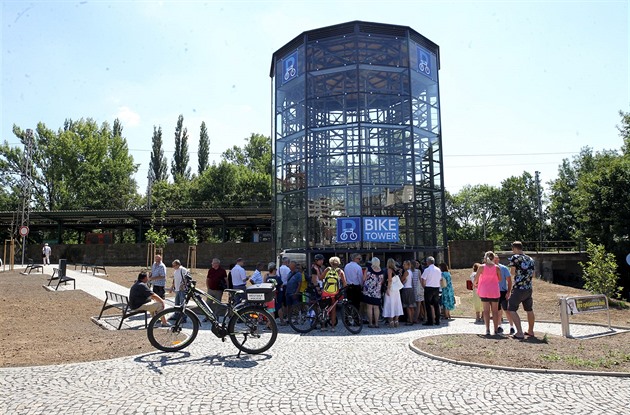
[2,317,628,414]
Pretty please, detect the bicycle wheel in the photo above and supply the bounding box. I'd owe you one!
[288,302,317,333]
[342,303,363,334]
[147,308,199,352]
[228,306,278,354]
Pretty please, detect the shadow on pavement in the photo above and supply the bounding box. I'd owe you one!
[134,350,272,374]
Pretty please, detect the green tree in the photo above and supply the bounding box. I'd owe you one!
[223,133,272,175]
[445,185,503,241]
[547,148,597,241]
[579,240,623,299]
[573,151,630,250]
[171,114,191,181]
[145,210,169,248]
[499,172,541,242]
[3,118,138,211]
[150,179,193,210]
[149,126,168,183]
[198,121,209,175]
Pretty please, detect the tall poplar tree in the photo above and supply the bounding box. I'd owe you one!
[149,126,168,183]
[198,121,209,175]
[171,114,191,181]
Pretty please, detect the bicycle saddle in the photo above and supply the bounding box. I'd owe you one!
[224,289,244,295]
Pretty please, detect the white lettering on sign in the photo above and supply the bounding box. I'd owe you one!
[365,232,397,240]
[363,217,399,242]
[364,218,397,231]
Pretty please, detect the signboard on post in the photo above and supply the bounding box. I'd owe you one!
[19,226,29,237]
[559,294,611,338]
[566,296,608,315]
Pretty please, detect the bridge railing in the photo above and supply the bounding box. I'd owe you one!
[496,240,584,253]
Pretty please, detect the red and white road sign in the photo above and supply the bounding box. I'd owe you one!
[19,226,29,237]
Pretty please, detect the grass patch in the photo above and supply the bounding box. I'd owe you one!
[540,351,561,362]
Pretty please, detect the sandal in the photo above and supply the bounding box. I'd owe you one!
[388,321,395,328]
[394,321,399,328]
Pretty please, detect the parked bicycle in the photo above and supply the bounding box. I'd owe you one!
[147,276,278,356]
[287,286,362,334]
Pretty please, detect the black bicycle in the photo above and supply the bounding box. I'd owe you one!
[288,286,362,334]
[147,276,278,356]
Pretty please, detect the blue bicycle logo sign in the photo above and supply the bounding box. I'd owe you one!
[336,218,360,243]
[339,224,358,241]
[416,46,432,77]
[282,51,298,83]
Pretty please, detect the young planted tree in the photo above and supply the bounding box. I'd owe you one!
[172,114,191,181]
[579,240,623,299]
[198,121,209,175]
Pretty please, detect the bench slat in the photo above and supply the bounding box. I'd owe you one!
[99,290,148,330]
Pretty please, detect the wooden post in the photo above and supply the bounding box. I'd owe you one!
[187,245,197,270]
[3,238,15,271]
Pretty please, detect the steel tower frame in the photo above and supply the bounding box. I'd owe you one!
[270,21,447,260]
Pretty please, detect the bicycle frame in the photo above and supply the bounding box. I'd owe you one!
[178,279,251,330]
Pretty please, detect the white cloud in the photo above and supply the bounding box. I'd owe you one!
[116,106,141,127]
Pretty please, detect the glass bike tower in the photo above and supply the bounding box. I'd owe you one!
[270,21,447,260]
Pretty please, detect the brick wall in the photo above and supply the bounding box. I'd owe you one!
[28,242,274,269]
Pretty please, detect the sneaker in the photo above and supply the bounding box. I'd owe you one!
[160,322,171,328]
[509,327,516,335]
[497,326,504,334]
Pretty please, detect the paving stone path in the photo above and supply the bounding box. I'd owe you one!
[2,267,628,414]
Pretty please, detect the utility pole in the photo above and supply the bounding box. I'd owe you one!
[535,171,544,251]
[19,129,34,265]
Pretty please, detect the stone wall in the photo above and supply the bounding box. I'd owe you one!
[27,242,274,269]
[448,240,494,269]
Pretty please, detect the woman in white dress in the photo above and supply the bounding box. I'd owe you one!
[382,258,404,327]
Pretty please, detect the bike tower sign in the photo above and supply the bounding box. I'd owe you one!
[335,217,399,243]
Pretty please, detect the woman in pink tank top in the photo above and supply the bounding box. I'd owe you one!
[473,251,501,336]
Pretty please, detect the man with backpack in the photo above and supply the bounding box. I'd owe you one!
[320,256,347,331]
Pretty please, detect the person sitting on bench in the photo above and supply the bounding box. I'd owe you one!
[129,271,170,328]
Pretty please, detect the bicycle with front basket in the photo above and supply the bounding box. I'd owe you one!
[287,285,362,334]
[147,275,278,356]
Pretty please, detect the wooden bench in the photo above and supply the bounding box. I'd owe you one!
[92,265,107,276]
[46,267,76,290]
[97,291,149,330]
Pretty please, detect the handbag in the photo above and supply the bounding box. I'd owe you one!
[440,276,447,289]
[466,279,473,290]
[391,275,404,291]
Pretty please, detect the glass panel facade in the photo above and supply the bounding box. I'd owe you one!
[273,22,445,256]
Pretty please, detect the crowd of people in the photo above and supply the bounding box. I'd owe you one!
[128,240,535,339]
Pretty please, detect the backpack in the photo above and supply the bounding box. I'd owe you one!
[298,272,309,293]
[323,268,340,295]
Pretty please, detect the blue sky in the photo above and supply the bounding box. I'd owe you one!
[2,0,628,195]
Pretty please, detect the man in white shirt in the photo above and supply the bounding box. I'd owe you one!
[169,259,188,322]
[421,256,442,326]
[42,243,51,265]
[343,253,364,312]
[230,258,248,289]
[277,257,291,325]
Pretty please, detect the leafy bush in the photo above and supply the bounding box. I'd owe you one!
[579,240,623,299]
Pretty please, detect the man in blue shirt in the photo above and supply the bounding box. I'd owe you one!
[149,254,167,299]
[494,254,514,335]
